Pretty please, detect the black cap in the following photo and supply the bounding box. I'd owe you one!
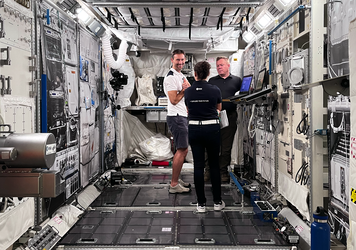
[313,206,328,220]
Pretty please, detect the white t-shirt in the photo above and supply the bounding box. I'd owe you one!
[163,68,188,117]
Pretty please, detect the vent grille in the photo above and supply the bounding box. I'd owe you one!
[57,0,79,14]
[250,26,261,35]
[268,4,281,18]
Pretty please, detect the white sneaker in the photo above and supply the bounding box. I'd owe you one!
[197,203,206,213]
[178,178,191,188]
[214,200,225,211]
[169,183,190,194]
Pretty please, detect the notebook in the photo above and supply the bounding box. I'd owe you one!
[229,75,253,101]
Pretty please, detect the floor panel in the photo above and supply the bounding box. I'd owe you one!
[57,171,294,249]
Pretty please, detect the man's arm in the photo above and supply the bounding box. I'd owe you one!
[167,78,190,105]
[167,89,185,105]
[216,103,222,111]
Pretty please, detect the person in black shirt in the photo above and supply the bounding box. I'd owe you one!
[208,56,242,182]
[185,61,225,213]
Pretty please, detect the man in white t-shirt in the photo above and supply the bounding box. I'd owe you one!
[163,49,191,193]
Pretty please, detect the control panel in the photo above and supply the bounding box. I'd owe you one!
[28,225,60,250]
[253,200,278,222]
[272,214,300,245]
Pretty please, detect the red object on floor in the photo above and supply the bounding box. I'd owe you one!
[152,161,172,166]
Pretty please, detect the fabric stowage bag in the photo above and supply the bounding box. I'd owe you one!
[139,134,173,161]
[220,110,229,129]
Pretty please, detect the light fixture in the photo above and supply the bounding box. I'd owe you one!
[77,8,91,24]
[230,30,240,38]
[279,0,296,6]
[257,13,272,29]
[242,31,255,43]
[75,7,82,14]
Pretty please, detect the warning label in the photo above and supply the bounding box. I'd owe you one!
[352,188,356,204]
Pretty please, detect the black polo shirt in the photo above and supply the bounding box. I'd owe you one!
[208,74,242,113]
[184,80,222,121]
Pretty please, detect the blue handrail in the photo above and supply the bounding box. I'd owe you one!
[268,5,306,36]
[229,172,244,195]
[45,9,50,25]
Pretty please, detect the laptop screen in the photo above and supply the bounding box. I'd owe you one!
[240,75,253,93]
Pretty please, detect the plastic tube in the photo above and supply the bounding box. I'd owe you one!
[101,34,128,70]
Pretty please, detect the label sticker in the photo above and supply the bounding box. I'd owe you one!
[295,225,304,234]
[351,137,356,159]
[162,228,171,232]
[53,216,63,225]
[351,188,356,204]
[46,143,56,155]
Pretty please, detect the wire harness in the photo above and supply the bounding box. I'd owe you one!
[296,112,309,135]
[295,161,309,185]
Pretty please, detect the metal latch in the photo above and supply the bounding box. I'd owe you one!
[29,78,41,98]
[5,76,11,94]
[0,17,5,38]
[0,46,11,65]
[29,55,36,71]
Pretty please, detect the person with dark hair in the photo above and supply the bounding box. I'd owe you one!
[164,49,191,194]
[184,61,225,213]
[207,56,242,182]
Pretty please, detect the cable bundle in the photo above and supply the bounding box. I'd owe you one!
[296,112,309,135]
[295,161,309,185]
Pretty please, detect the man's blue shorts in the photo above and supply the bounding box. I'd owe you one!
[166,115,189,150]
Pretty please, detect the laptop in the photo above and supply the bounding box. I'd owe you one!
[229,75,253,101]
[244,68,272,102]
[254,68,266,92]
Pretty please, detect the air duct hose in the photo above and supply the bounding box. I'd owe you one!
[102,34,128,70]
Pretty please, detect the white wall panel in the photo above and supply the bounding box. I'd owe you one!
[347,17,356,248]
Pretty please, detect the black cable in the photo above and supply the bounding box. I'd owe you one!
[295,162,309,185]
[296,113,309,135]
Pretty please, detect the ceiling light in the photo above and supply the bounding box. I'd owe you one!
[242,31,254,43]
[230,30,240,38]
[75,7,82,14]
[279,0,296,6]
[77,9,91,24]
[257,13,272,29]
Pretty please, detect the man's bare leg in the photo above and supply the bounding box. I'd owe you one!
[170,147,188,187]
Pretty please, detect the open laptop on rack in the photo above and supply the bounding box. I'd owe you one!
[229,75,253,101]
[244,68,273,102]
[254,68,266,92]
